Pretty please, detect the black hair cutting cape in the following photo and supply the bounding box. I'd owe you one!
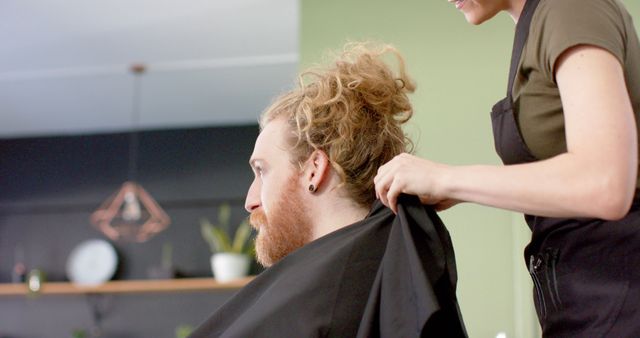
[190,195,467,338]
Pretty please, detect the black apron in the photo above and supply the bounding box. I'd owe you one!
[491,0,640,336]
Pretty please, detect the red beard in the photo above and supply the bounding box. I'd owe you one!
[249,176,313,267]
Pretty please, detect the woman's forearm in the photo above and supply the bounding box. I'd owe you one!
[445,152,636,219]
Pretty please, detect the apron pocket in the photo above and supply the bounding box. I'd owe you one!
[545,254,630,337]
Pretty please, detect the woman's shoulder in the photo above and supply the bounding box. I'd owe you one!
[529,0,629,76]
[535,0,629,22]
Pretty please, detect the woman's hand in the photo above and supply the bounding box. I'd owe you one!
[431,198,462,212]
[374,153,455,213]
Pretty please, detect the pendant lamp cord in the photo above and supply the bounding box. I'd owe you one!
[128,66,143,182]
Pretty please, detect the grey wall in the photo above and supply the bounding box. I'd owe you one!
[0,291,239,338]
[0,125,260,337]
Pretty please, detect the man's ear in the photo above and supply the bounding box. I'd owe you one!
[304,149,331,193]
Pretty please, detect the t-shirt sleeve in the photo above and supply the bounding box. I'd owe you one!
[534,0,627,81]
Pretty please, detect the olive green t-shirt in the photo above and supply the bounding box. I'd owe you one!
[512,0,640,187]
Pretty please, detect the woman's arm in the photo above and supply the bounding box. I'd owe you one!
[375,45,637,219]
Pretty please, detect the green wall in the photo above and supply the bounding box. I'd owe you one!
[300,1,640,337]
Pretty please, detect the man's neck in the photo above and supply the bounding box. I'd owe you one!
[310,199,370,240]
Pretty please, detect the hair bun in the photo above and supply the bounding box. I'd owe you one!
[260,42,415,207]
[307,42,416,123]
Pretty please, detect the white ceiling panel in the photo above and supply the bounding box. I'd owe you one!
[0,74,133,137]
[0,0,299,138]
[140,60,297,129]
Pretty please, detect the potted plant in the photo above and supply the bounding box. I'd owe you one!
[200,203,253,282]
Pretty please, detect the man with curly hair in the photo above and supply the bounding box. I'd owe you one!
[190,43,466,338]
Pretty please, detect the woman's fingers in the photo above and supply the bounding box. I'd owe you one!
[375,153,453,212]
[377,174,392,210]
[374,160,393,207]
[375,154,411,213]
[385,175,406,214]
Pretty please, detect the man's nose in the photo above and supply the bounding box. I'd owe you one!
[245,180,261,212]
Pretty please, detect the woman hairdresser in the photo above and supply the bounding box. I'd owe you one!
[374,0,640,336]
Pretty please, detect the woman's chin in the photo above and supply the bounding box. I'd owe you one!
[464,12,492,25]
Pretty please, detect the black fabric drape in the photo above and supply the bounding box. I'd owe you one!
[189,195,467,338]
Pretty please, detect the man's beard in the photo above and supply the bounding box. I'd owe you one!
[249,175,313,267]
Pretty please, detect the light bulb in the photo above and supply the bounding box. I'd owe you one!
[122,191,141,221]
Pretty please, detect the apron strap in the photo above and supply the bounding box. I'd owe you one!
[507,0,542,97]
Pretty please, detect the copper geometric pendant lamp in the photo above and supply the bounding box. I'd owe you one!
[90,64,170,242]
[90,181,170,242]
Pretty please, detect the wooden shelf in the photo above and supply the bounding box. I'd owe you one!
[0,277,254,296]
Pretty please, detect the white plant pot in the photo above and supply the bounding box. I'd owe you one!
[211,253,250,283]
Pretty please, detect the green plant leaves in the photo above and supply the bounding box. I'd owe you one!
[218,203,231,227]
[200,219,219,252]
[200,204,254,255]
[232,219,252,254]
